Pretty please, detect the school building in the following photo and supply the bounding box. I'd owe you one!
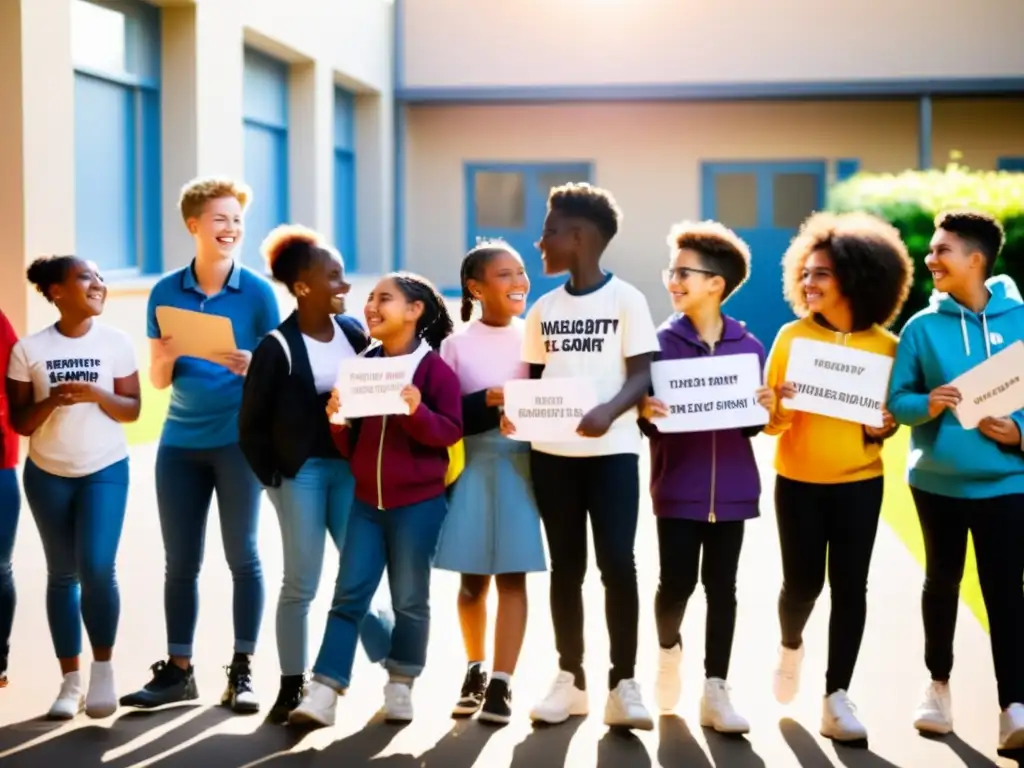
[1,0,1023,348]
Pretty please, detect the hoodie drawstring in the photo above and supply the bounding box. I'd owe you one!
[958,307,992,359]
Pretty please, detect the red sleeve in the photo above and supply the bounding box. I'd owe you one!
[397,353,463,448]
[0,310,20,468]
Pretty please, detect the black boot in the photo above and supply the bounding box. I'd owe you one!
[268,674,306,723]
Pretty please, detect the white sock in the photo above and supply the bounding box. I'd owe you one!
[492,671,511,684]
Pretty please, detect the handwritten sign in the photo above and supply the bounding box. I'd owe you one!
[952,340,1024,429]
[650,354,767,433]
[333,356,413,421]
[504,377,599,443]
[784,338,894,427]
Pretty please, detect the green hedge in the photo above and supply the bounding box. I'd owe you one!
[826,161,1024,331]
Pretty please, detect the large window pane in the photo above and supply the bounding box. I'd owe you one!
[773,172,820,229]
[474,172,525,229]
[714,173,758,229]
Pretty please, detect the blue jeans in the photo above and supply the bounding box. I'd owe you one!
[23,458,128,659]
[156,443,263,658]
[0,468,20,661]
[312,495,448,690]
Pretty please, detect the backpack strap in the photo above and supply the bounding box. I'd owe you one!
[268,329,292,375]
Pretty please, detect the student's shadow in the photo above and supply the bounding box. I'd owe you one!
[365,719,498,768]
[657,715,764,768]
[0,706,223,768]
[595,727,652,767]
[780,718,900,768]
[509,717,584,768]
[918,732,1000,767]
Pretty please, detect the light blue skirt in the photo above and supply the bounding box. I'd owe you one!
[434,430,548,575]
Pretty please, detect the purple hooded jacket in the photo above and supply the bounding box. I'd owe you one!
[639,313,765,523]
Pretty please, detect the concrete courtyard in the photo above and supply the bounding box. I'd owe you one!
[0,434,1017,767]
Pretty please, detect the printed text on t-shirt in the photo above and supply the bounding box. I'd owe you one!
[46,358,101,384]
[541,318,619,353]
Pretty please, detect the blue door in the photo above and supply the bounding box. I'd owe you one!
[701,161,826,347]
[465,163,593,302]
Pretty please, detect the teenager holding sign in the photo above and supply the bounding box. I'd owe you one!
[7,256,140,719]
[504,183,659,730]
[638,221,773,733]
[434,241,546,724]
[765,212,913,741]
[887,211,1024,748]
[289,273,461,727]
[238,226,392,723]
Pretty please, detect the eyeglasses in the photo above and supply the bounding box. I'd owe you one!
[662,266,719,283]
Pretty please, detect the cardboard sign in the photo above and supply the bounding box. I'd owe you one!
[503,377,599,443]
[650,354,768,433]
[333,355,414,421]
[952,340,1024,429]
[154,306,237,362]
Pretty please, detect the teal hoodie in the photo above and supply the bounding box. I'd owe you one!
[887,274,1024,499]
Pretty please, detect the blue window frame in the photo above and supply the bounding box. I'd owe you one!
[243,48,290,270]
[998,157,1024,172]
[464,162,593,303]
[701,160,827,346]
[334,87,357,271]
[835,158,861,182]
[72,0,161,276]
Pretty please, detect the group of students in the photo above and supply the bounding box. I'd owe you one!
[0,174,1022,753]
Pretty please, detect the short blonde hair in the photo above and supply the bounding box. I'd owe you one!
[178,177,252,223]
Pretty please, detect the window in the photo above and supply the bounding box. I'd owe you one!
[242,49,290,269]
[772,172,821,229]
[335,87,357,271]
[713,173,758,229]
[473,172,525,229]
[72,0,161,275]
[998,157,1024,172]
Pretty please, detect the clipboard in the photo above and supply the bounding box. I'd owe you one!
[155,306,237,363]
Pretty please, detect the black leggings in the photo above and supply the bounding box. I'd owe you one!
[530,451,640,691]
[913,487,1024,710]
[775,475,883,695]
[655,517,744,679]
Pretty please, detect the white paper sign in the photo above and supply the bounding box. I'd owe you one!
[784,338,894,428]
[504,377,600,443]
[952,340,1024,429]
[333,356,414,421]
[650,354,768,433]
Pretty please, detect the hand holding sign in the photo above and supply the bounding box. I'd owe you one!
[578,403,616,438]
[978,416,1021,446]
[401,384,422,415]
[755,386,776,412]
[928,385,962,418]
[640,395,669,420]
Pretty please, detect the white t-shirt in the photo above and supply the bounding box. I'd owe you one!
[303,325,357,394]
[7,322,137,477]
[522,274,659,457]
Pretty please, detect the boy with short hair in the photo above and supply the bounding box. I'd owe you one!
[121,177,280,713]
[888,210,1024,749]
[639,221,774,733]
[504,182,659,730]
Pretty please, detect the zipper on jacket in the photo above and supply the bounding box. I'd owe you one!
[376,415,387,510]
[709,430,717,523]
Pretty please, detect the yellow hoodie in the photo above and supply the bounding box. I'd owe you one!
[765,316,897,484]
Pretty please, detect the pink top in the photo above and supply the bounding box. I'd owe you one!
[439,318,529,394]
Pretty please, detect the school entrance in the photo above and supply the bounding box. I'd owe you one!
[701,160,827,346]
[464,162,594,303]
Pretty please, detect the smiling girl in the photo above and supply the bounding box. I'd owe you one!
[289,272,462,728]
[434,241,546,725]
[764,212,913,742]
[6,256,140,719]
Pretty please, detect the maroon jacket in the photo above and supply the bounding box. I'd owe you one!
[331,346,462,510]
[0,310,19,470]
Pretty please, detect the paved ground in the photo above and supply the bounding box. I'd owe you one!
[0,437,1018,767]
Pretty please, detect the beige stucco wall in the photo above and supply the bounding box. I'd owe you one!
[402,98,1024,321]
[401,0,1024,88]
[0,0,393,339]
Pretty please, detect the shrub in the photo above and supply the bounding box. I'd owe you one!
[826,160,1024,331]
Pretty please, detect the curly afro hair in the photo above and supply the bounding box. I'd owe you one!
[547,182,622,242]
[667,220,751,300]
[782,211,914,330]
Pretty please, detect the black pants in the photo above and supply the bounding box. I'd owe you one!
[530,451,640,691]
[655,517,745,680]
[775,475,883,695]
[912,487,1024,709]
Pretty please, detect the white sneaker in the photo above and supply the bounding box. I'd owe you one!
[48,671,85,720]
[821,690,868,741]
[383,681,414,723]
[700,678,750,734]
[85,661,117,719]
[655,644,682,712]
[773,645,804,704]
[288,680,338,728]
[913,681,952,735]
[604,678,654,731]
[529,670,589,724]
[999,702,1024,750]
